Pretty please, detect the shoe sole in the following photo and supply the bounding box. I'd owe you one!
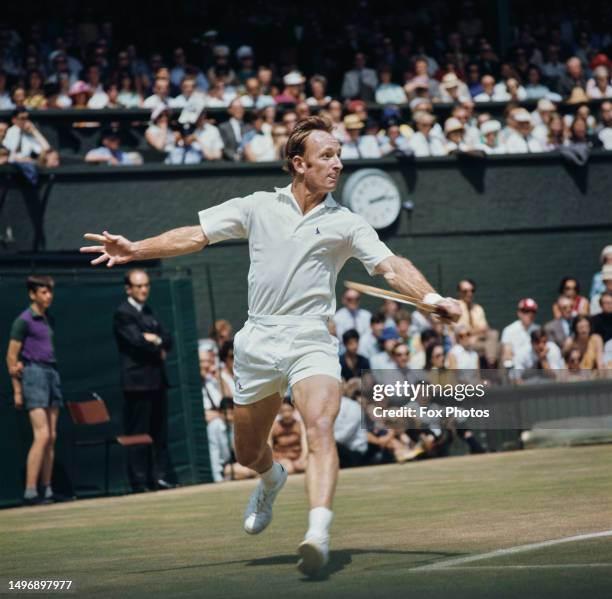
[297,541,327,576]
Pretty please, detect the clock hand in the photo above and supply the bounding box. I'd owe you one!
[369,195,392,204]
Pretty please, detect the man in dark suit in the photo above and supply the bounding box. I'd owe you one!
[114,268,174,492]
[219,98,248,161]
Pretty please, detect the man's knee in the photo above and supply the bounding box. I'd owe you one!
[234,439,266,468]
[33,427,50,445]
[305,415,336,452]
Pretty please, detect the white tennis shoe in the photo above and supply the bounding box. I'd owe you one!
[243,464,287,535]
[297,535,329,576]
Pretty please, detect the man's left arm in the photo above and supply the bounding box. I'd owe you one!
[157,321,172,352]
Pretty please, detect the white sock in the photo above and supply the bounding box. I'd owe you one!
[306,507,333,540]
[44,485,53,499]
[260,462,284,489]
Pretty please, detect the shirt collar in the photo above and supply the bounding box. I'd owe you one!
[275,183,338,211]
[128,297,144,312]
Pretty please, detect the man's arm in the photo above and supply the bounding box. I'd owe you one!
[374,255,461,323]
[6,340,24,409]
[80,226,208,267]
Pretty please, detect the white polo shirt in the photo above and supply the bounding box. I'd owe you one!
[198,184,394,317]
[501,319,539,358]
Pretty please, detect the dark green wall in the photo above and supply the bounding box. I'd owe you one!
[2,152,611,335]
[0,272,211,508]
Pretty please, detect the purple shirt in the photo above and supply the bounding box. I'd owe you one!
[10,308,56,364]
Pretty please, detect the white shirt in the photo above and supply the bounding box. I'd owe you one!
[245,132,275,162]
[239,94,276,109]
[501,320,539,359]
[333,307,372,340]
[358,331,380,359]
[143,94,171,109]
[409,131,447,157]
[513,342,564,370]
[598,127,612,150]
[198,184,393,316]
[504,132,544,153]
[87,91,109,109]
[128,297,144,312]
[334,396,368,454]
[196,123,224,156]
[3,125,43,158]
[341,135,382,160]
[448,344,479,369]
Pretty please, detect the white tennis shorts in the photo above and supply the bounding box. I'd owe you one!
[232,314,342,405]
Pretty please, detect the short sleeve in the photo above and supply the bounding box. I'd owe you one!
[10,316,27,342]
[198,195,254,245]
[347,214,394,275]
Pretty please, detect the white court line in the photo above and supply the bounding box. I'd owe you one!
[428,564,612,571]
[412,530,612,571]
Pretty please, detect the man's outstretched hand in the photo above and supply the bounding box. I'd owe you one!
[80,231,135,267]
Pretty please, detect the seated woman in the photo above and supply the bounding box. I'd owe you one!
[145,105,176,153]
[552,277,589,319]
[562,315,604,369]
[270,402,307,474]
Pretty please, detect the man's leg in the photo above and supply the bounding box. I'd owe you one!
[40,407,60,498]
[149,388,172,485]
[124,392,152,491]
[291,375,341,575]
[234,393,287,534]
[25,408,50,499]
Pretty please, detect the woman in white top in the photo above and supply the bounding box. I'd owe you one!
[117,74,143,108]
[447,325,480,370]
[145,106,176,153]
[586,66,612,99]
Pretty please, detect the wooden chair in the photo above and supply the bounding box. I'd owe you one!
[66,394,153,496]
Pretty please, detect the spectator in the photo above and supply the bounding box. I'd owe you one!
[543,112,567,150]
[473,74,500,102]
[553,277,590,319]
[497,77,528,103]
[438,73,470,103]
[587,66,612,99]
[6,276,63,505]
[334,289,372,341]
[271,123,288,160]
[447,325,479,370]
[544,296,574,348]
[340,329,370,381]
[466,62,482,97]
[562,315,604,369]
[171,75,206,109]
[295,101,311,121]
[425,341,446,370]
[477,119,505,154]
[257,65,276,96]
[275,71,306,105]
[117,74,143,108]
[379,119,411,155]
[143,77,173,109]
[590,245,612,301]
[591,291,612,344]
[204,79,231,108]
[68,80,92,108]
[456,278,499,366]
[328,99,347,142]
[407,57,440,98]
[85,128,141,165]
[390,341,411,378]
[409,112,445,156]
[219,98,247,161]
[261,105,277,135]
[145,105,175,153]
[113,269,175,492]
[3,108,53,165]
[243,109,275,162]
[591,265,612,316]
[557,57,587,97]
[568,115,600,149]
[514,329,565,371]
[24,70,46,109]
[501,298,540,366]
[370,327,401,371]
[341,114,382,159]
[443,117,470,153]
[597,101,612,149]
[358,313,386,359]
[306,75,331,107]
[281,110,298,134]
[235,46,257,85]
[84,65,108,108]
[270,402,307,475]
[239,77,275,109]
[541,45,565,89]
[194,109,224,161]
[200,347,223,417]
[505,108,544,153]
[165,122,203,165]
[341,52,378,101]
[0,70,14,109]
[375,65,407,104]
[334,384,369,468]
[524,65,552,100]
[206,45,237,89]
[531,99,557,145]
[11,86,27,110]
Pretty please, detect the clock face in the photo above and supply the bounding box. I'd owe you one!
[342,169,402,229]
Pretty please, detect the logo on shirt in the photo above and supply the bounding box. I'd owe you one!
[315,227,321,235]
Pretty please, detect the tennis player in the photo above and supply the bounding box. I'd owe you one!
[81,116,460,576]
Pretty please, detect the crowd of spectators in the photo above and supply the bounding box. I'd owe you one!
[2,4,612,166]
[198,244,612,481]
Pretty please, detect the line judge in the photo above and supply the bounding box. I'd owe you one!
[81,116,460,576]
